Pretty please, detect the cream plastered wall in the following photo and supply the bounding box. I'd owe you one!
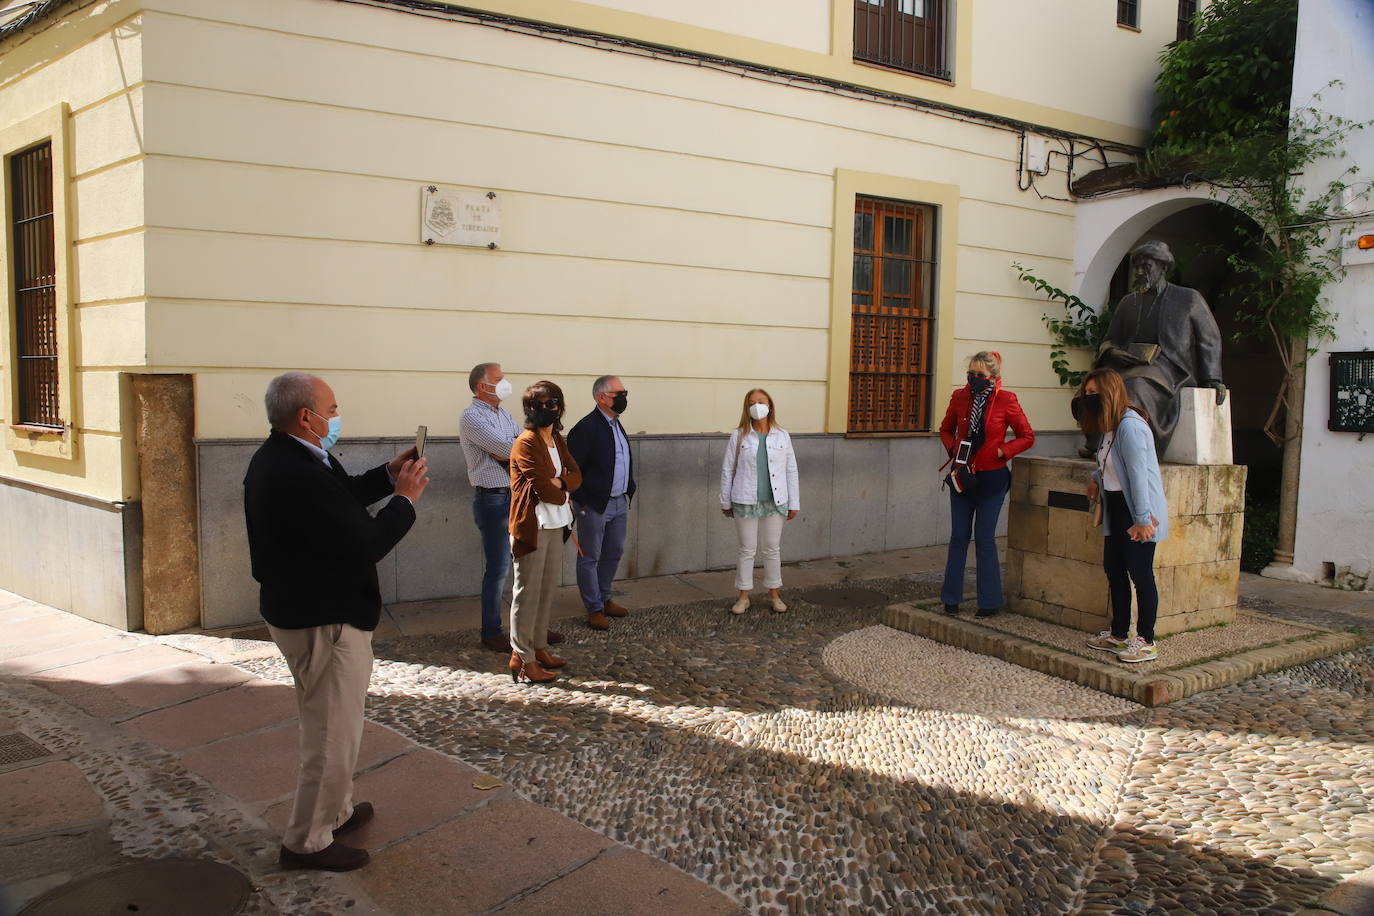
[132,0,1091,440]
[425,0,1166,143]
[583,0,831,55]
[969,0,1186,130]
[0,2,148,502]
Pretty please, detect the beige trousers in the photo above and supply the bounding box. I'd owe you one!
[269,622,374,854]
[510,532,563,662]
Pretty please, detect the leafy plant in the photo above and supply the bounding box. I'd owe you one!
[1145,0,1368,444]
[1011,262,1115,389]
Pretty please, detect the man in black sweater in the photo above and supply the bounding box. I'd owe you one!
[244,372,428,872]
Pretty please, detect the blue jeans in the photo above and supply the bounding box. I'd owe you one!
[471,490,511,640]
[574,494,629,613]
[940,467,1011,610]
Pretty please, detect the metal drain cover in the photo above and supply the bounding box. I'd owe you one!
[19,858,251,915]
[0,733,53,772]
[805,587,888,609]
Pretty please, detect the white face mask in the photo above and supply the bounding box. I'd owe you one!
[749,402,770,421]
[492,378,513,401]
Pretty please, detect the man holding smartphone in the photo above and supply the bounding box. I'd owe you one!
[244,372,429,871]
[460,363,563,651]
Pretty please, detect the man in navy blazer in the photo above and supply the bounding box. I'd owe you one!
[244,372,429,872]
[567,375,636,630]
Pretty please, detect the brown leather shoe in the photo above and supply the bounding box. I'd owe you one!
[546,630,565,645]
[535,648,566,669]
[602,600,629,618]
[481,636,512,652]
[333,802,374,837]
[586,612,610,631]
[280,841,369,872]
[509,650,557,683]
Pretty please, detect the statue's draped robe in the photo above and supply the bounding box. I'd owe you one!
[1096,283,1223,454]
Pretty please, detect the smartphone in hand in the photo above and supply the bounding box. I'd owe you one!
[415,424,428,459]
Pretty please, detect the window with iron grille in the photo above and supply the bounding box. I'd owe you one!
[10,142,61,428]
[853,0,950,80]
[1176,0,1198,41]
[1117,0,1140,28]
[849,196,937,433]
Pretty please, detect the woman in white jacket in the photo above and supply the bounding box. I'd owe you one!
[720,388,800,614]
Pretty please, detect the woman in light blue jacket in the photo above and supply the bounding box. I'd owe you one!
[1075,368,1168,663]
[720,388,800,615]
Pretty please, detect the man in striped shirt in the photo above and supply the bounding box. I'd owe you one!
[459,363,563,651]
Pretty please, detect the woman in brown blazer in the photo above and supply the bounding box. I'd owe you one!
[508,381,582,684]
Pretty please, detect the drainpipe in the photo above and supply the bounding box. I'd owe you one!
[1261,334,1313,582]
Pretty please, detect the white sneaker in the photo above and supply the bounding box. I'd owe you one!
[1117,637,1158,663]
[730,596,750,615]
[1086,631,1129,652]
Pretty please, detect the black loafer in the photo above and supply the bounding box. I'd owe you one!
[975,607,1000,619]
[334,801,374,836]
[943,604,960,616]
[280,841,369,872]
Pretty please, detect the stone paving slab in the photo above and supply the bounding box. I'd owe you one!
[354,796,615,914]
[119,678,298,751]
[507,844,746,916]
[28,643,202,688]
[0,758,112,884]
[261,747,512,850]
[0,636,138,676]
[885,601,1367,706]
[179,720,413,806]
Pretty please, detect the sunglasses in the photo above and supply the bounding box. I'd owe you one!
[532,398,563,411]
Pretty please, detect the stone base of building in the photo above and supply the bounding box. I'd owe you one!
[1003,456,1246,637]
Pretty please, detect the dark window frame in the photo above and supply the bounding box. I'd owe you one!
[848,195,937,434]
[853,0,951,81]
[9,141,62,429]
[1117,0,1140,29]
[1176,0,1198,41]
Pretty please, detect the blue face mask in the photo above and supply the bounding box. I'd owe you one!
[309,410,342,450]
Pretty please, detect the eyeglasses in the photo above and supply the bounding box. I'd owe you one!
[604,389,628,397]
[967,371,991,379]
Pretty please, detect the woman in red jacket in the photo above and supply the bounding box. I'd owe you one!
[938,351,1035,618]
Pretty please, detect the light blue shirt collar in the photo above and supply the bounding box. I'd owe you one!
[288,433,330,466]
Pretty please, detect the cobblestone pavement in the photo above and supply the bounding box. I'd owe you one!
[231,573,1374,916]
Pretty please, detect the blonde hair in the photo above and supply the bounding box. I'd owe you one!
[736,387,777,433]
[968,351,1002,379]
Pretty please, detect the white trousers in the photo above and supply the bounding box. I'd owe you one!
[734,513,785,590]
[269,623,374,854]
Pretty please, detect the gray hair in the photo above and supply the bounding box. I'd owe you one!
[968,351,1002,379]
[592,374,619,397]
[265,372,318,429]
[469,362,499,393]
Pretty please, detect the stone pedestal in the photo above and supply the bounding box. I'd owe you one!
[1004,456,1246,636]
[1163,388,1233,465]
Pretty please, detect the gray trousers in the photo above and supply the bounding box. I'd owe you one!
[511,531,563,662]
[269,623,373,854]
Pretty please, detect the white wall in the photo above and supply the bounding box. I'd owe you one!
[1292,0,1374,586]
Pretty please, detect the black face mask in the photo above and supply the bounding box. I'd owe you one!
[528,408,560,428]
[1071,393,1103,422]
[610,392,628,415]
[967,373,993,393]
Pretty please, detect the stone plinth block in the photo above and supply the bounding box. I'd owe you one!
[1162,387,1233,465]
[1004,456,1246,636]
